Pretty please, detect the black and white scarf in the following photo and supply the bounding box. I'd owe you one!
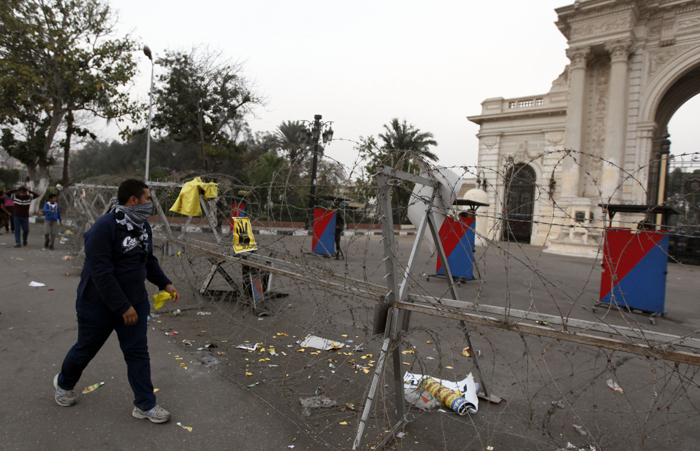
[110,203,152,260]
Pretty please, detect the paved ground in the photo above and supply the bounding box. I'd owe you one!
[3,225,700,451]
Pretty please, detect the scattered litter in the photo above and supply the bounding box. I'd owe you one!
[164,332,179,336]
[402,349,415,354]
[461,347,471,357]
[152,291,172,310]
[396,432,406,439]
[182,340,193,346]
[60,237,68,244]
[299,335,344,351]
[176,422,192,432]
[339,421,348,425]
[248,382,260,387]
[62,256,71,261]
[535,320,548,326]
[196,311,211,315]
[82,381,105,394]
[29,281,46,287]
[173,309,182,316]
[404,372,478,414]
[65,230,74,235]
[315,387,325,395]
[288,446,295,449]
[237,343,259,352]
[153,388,159,393]
[204,343,217,348]
[487,447,494,451]
[607,379,624,394]
[300,396,337,416]
[246,372,253,376]
[573,424,587,436]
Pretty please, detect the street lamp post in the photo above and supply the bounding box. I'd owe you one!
[299,114,334,229]
[143,45,155,182]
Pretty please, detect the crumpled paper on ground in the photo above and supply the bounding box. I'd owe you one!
[299,395,338,416]
[299,335,344,351]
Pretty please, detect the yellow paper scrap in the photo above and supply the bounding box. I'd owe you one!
[363,369,369,374]
[342,335,348,337]
[180,363,186,366]
[177,251,182,259]
[152,291,172,310]
[446,366,453,369]
[82,382,105,394]
[153,388,159,393]
[402,350,414,354]
[177,422,192,432]
[427,340,433,344]
[487,447,494,451]
[339,421,348,425]
[402,362,410,366]
[297,349,305,352]
[246,372,253,376]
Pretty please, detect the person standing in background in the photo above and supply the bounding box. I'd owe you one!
[3,189,15,233]
[7,186,39,247]
[0,191,11,233]
[43,193,62,250]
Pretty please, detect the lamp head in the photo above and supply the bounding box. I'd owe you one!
[143,45,153,61]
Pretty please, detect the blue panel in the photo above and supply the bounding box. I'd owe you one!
[313,213,336,256]
[600,235,669,313]
[437,226,475,280]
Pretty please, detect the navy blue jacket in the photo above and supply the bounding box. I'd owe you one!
[77,212,172,315]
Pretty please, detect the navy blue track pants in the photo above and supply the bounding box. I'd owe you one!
[57,298,156,411]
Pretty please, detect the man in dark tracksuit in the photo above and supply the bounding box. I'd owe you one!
[54,179,179,423]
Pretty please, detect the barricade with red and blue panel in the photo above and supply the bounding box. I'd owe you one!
[430,215,476,282]
[594,204,679,323]
[230,202,246,234]
[312,208,337,257]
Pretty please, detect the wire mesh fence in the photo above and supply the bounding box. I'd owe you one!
[59,149,700,450]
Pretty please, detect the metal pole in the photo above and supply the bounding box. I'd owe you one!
[307,114,321,229]
[655,138,671,230]
[145,59,155,182]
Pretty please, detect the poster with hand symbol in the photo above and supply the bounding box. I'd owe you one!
[232,217,257,254]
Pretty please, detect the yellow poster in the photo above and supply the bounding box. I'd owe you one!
[233,217,257,253]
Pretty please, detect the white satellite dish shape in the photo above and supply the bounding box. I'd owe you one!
[406,165,463,252]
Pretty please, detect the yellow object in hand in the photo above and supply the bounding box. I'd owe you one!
[153,291,172,310]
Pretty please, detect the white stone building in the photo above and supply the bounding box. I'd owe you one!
[468,0,700,257]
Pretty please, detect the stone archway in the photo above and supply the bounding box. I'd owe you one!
[646,63,700,203]
[502,164,536,244]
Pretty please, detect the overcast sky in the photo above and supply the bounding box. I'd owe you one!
[105,0,700,175]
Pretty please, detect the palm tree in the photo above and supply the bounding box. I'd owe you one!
[275,120,307,164]
[378,118,438,165]
[375,119,438,224]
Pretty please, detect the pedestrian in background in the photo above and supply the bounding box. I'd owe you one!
[54,179,179,424]
[3,189,15,233]
[43,193,62,250]
[7,186,39,247]
[0,191,11,233]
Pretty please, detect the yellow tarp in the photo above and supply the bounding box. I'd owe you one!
[169,177,218,216]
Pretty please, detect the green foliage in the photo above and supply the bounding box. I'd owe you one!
[0,0,139,183]
[152,48,262,172]
[354,119,439,223]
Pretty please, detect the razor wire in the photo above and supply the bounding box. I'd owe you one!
[59,149,700,451]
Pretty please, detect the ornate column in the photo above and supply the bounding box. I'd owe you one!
[601,40,633,202]
[561,46,590,199]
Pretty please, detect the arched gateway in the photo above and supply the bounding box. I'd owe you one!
[468,0,700,257]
